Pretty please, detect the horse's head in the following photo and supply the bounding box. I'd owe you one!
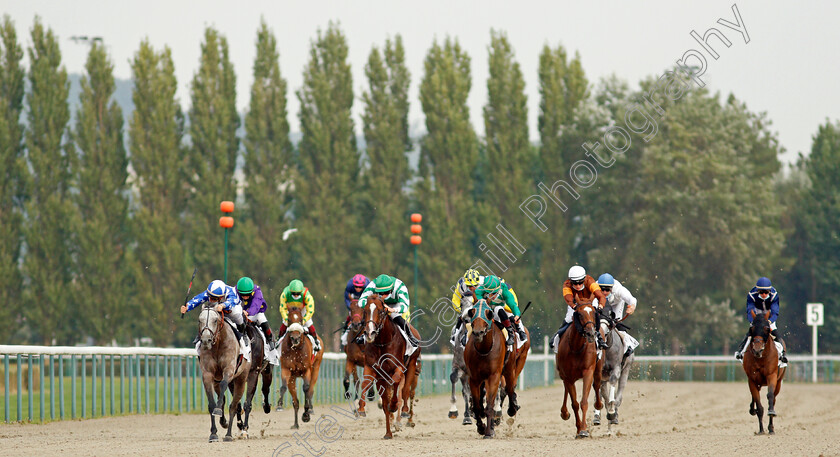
[286,322,306,348]
[198,305,223,350]
[573,301,598,343]
[365,294,389,341]
[467,299,495,342]
[748,310,772,358]
[288,306,304,325]
[348,299,365,333]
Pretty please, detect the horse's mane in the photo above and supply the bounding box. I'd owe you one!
[749,312,772,338]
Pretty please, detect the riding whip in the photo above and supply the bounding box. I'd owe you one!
[180,267,198,319]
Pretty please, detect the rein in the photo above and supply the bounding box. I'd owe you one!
[199,306,221,346]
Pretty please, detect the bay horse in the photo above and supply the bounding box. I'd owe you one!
[344,300,371,408]
[360,294,421,439]
[463,299,519,439]
[196,305,251,442]
[277,306,324,429]
[232,320,273,438]
[594,307,633,427]
[555,300,603,438]
[743,310,786,435]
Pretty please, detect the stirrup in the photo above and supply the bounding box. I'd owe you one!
[735,352,743,361]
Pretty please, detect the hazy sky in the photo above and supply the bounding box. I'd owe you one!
[4,0,839,163]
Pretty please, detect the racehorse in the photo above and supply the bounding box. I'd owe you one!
[277,306,324,429]
[463,299,519,439]
[555,300,603,438]
[359,294,421,439]
[743,310,786,435]
[498,323,530,425]
[232,320,273,438]
[594,307,633,427]
[196,305,251,442]
[344,299,373,410]
[448,321,472,425]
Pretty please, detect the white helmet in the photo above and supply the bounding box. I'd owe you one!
[568,266,586,281]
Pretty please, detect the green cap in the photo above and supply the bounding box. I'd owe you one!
[373,274,395,293]
[236,277,254,294]
[483,275,501,294]
[289,279,304,294]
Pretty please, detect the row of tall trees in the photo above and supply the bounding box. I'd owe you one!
[1,16,837,354]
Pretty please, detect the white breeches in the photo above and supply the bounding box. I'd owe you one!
[247,312,267,325]
[226,305,244,325]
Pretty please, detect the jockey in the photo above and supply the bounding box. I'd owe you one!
[236,276,276,351]
[340,274,370,350]
[277,279,321,352]
[473,275,527,348]
[357,274,418,349]
[181,279,249,348]
[597,273,640,361]
[550,265,608,351]
[450,269,483,346]
[735,277,787,363]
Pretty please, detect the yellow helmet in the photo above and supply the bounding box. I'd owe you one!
[463,269,481,287]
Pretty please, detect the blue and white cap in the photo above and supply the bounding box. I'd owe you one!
[206,280,226,297]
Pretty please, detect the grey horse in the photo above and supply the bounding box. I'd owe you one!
[594,309,633,428]
[448,329,472,425]
[197,306,251,442]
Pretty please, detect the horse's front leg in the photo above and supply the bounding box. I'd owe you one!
[766,372,779,434]
[203,373,220,442]
[461,372,472,425]
[287,374,300,430]
[449,368,459,419]
[276,373,288,412]
[381,381,394,439]
[483,374,501,439]
[469,377,485,437]
[344,360,354,400]
[225,379,248,441]
[748,379,764,435]
[579,370,594,438]
[240,371,260,438]
[261,366,273,414]
[302,368,313,423]
[561,380,571,421]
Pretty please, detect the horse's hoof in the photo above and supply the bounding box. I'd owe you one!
[302,413,311,423]
[593,417,601,426]
[209,434,219,443]
[276,406,284,412]
[263,402,271,414]
[408,421,415,428]
[358,411,366,418]
[483,434,495,439]
[212,408,223,417]
[769,430,775,435]
[576,430,590,439]
[448,411,458,419]
[383,434,392,440]
[561,410,570,421]
[749,409,756,416]
[463,417,472,426]
[493,417,501,426]
[290,424,299,430]
[607,411,616,421]
[768,409,777,417]
[609,418,619,425]
[223,436,233,442]
[219,417,228,429]
[402,411,410,418]
[755,430,764,436]
[507,405,517,417]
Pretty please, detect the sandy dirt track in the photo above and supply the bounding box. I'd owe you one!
[1,381,839,457]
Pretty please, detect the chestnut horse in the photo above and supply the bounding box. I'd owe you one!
[196,306,251,442]
[277,306,324,429]
[743,310,786,435]
[555,300,603,438]
[498,324,530,424]
[463,299,520,439]
[359,294,421,439]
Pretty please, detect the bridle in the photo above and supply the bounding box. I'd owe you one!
[366,296,389,345]
[573,301,597,333]
[199,305,222,346]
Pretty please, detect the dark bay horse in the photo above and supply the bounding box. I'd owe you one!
[277,307,324,429]
[555,300,603,438]
[498,323,530,424]
[463,300,518,439]
[743,310,786,435]
[232,321,273,438]
[197,306,251,442]
[360,294,421,439]
[343,300,369,405]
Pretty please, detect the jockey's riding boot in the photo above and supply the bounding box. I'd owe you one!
[393,316,418,347]
[502,320,516,347]
[596,332,608,350]
[550,322,571,350]
[237,323,250,346]
[259,322,275,350]
[734,332,749,361]
[622,346,634,364]
[307,325,321,352]
[771,330,788,363]
[516,321,528,342]
[460,329,468,347]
